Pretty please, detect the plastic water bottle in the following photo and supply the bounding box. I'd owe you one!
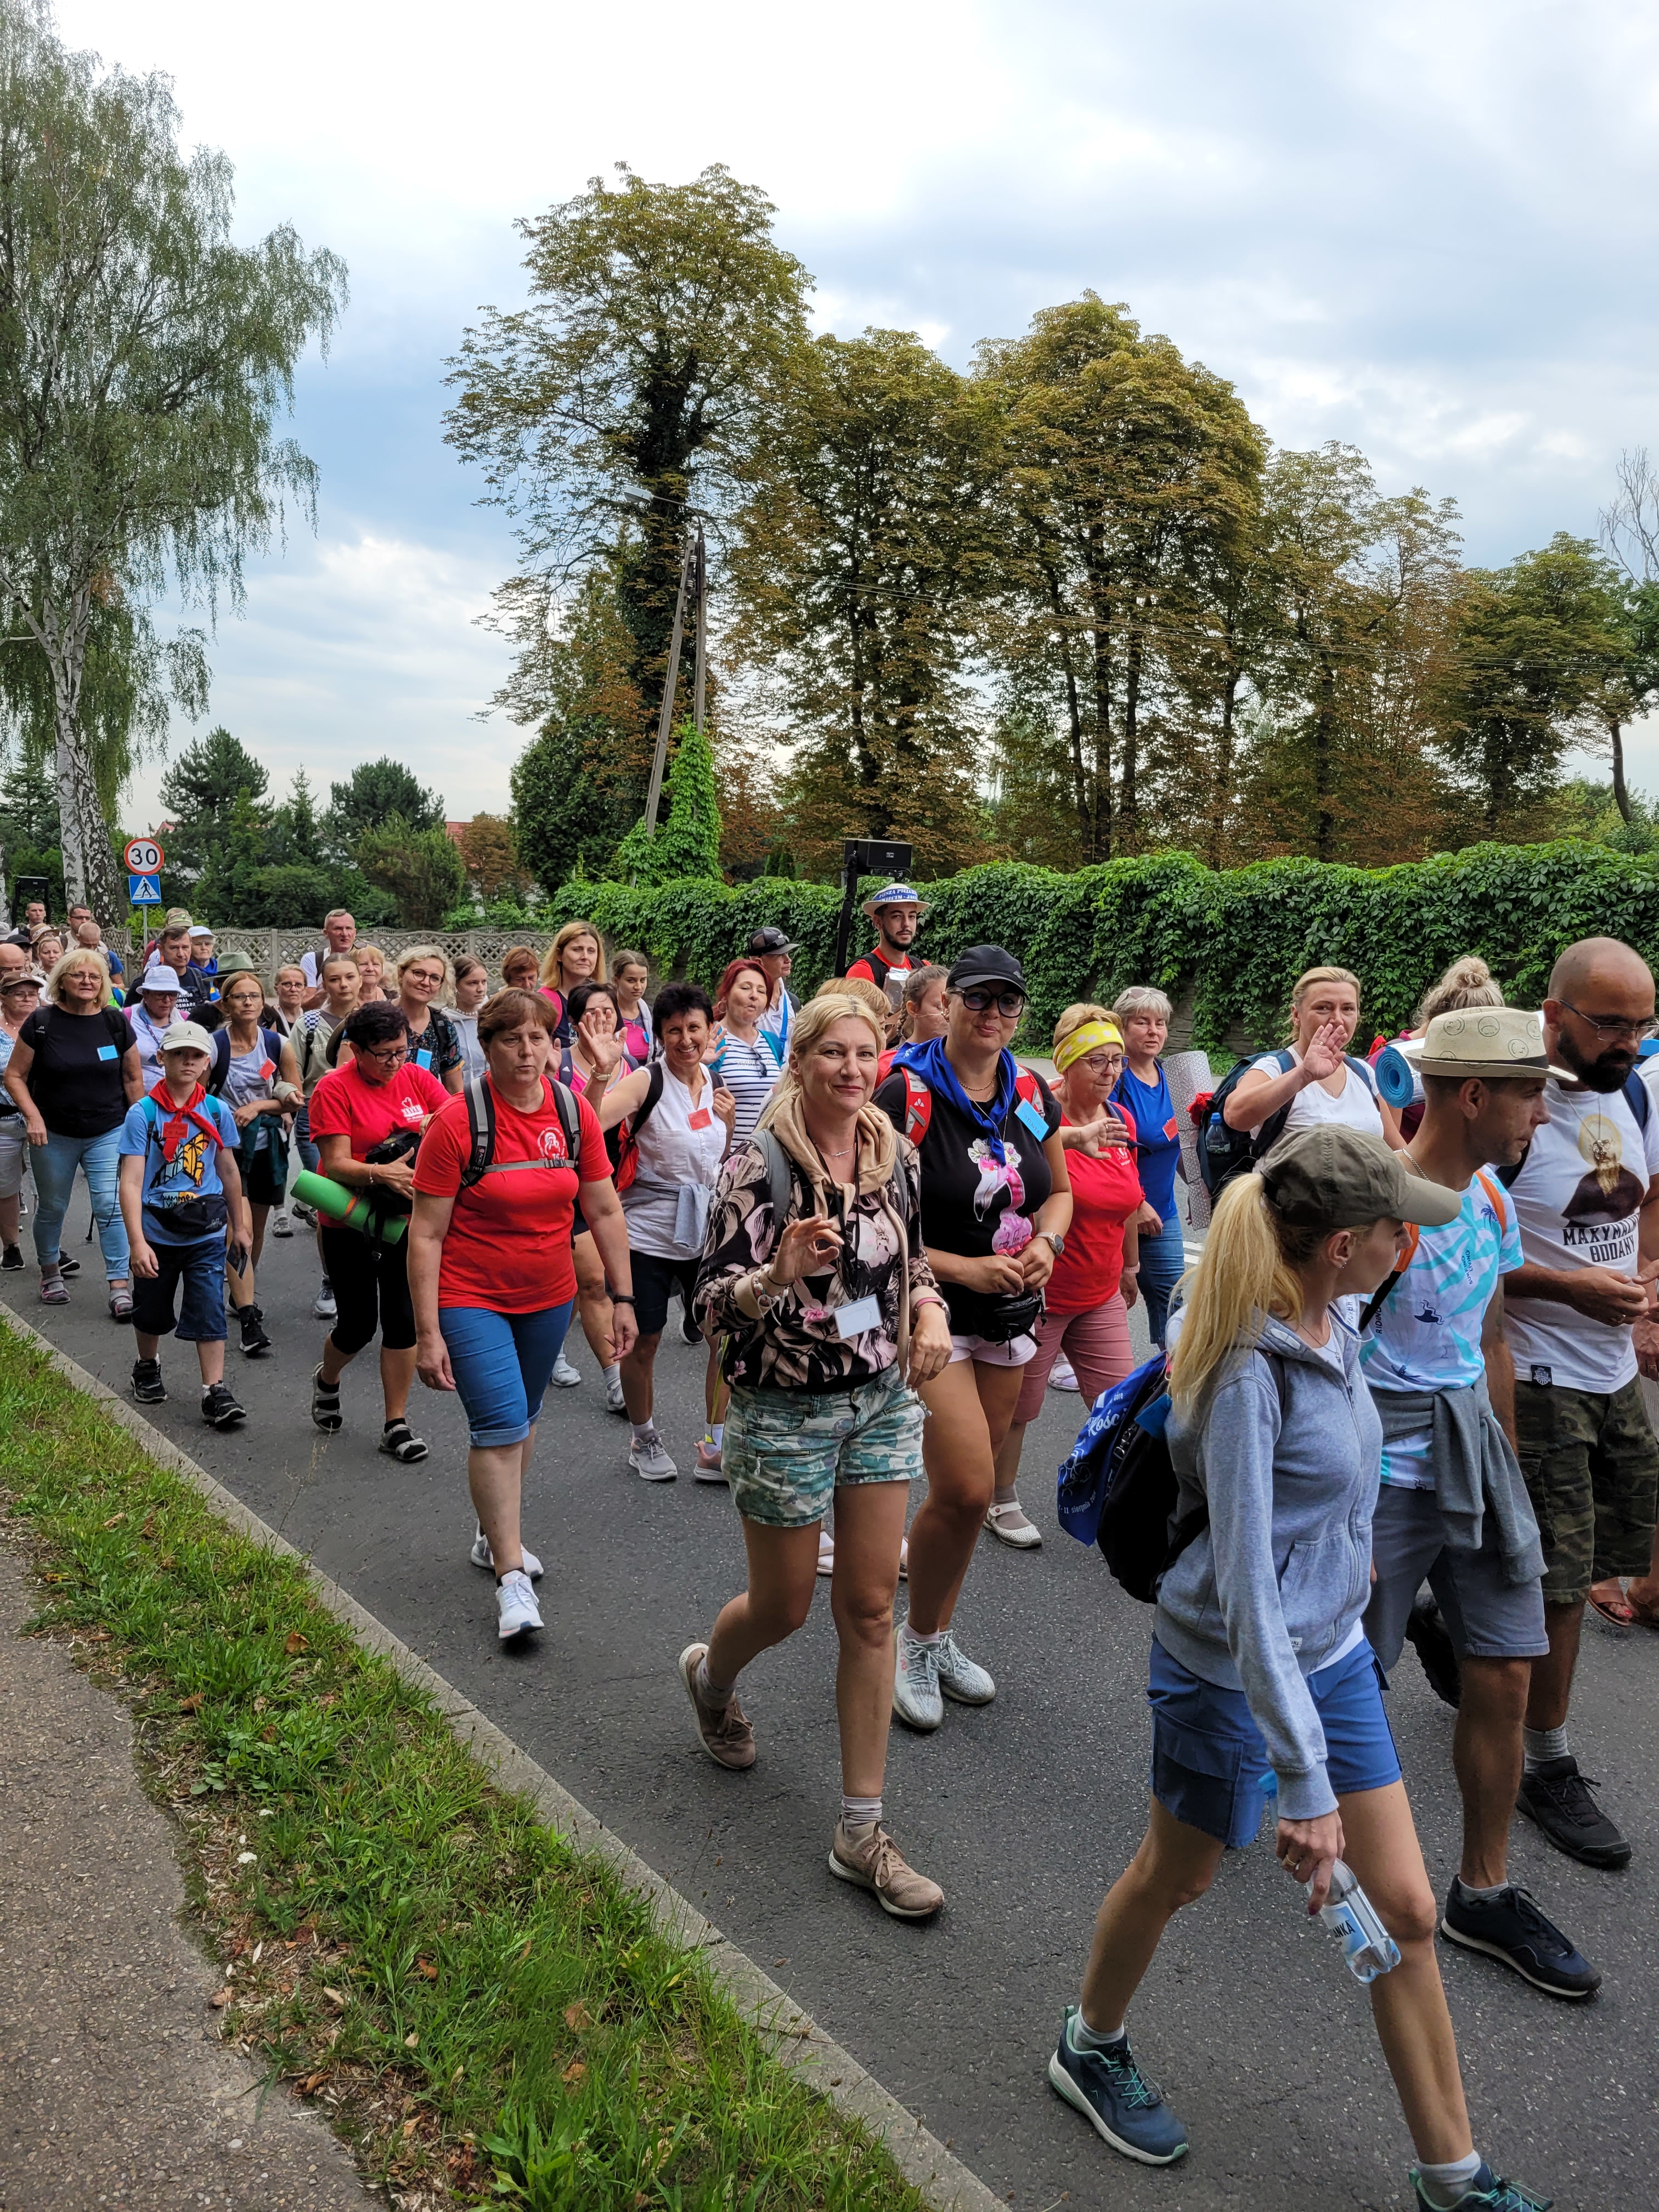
[1256,1772,1400,1984]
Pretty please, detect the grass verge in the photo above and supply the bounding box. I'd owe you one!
[0,1325,930,2212]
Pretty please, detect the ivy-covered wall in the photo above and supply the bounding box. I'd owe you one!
[550,842,1659,1052]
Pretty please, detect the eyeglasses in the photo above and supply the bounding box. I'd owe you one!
[1078,1053,1122,1077]
[1560,1000,1659,1043]
[958,988,1025,1017]
[361,1045,410,1066]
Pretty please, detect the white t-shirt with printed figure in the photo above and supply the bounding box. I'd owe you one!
[1504,1076,1659,1396]
[1361,1172,1523,1487]
[1246,1047,1385,1143]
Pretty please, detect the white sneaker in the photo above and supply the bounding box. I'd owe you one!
[496,1569,542,1642]
[552,1351,581,1387]
[1048,1357,1080,1392]
[892,1627,944,1730]
[935,1628,996,1705]
[816,1529,835,1577]
[604,1366,627,1414]
[629,1430,677,1482]
[313,1278,337,1321]
[471,1529,543,1579]
[985,1499,1043,1550]
[270,1209,294,1238]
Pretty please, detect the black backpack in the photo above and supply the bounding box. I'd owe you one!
[1197,1047,1377,1198]
[458,1072,584,1190]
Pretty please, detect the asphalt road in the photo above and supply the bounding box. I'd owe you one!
[7,1220,1656,2212]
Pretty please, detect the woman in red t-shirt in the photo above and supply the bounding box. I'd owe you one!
[408,989,635,1644]
[989,1009,1143,1547]
[307,1000,450,1461]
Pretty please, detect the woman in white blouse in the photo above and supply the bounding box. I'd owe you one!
[1224,964,1407,1154]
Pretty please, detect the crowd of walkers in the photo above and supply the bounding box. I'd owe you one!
[10,885,1659,2211]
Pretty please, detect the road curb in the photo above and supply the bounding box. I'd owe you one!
[0,1305,1005,2212]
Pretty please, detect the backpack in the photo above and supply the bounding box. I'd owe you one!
[1494,1067,1650,1190]
[1357,1168,1508,1333]
[1057,1348,1284,1602]
[1196,1047,1378,1197]
[610,1060,665,1193]
[457,1072,583,1192]
[207,1024,283,1099]
[899,1062,1047,1147]
[749,1126,909,1239]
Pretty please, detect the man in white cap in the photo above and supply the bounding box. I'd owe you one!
[1361,1006,1597,2000]
[847,883,927,1006]
[123,966,187,1085]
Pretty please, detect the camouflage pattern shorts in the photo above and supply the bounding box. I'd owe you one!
[1514,1377,1659,1606]
[725,1364,923,1528]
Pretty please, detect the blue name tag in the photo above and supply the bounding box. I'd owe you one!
[415,1049,433,1070]
[1015,1097,1048,1138]
[97,1043,119,1062]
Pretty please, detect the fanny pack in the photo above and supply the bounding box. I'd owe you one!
[144,1192,229,1239]
[975,1287,1045,1344]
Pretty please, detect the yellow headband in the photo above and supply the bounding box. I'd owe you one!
[1053,1019,1122,1074]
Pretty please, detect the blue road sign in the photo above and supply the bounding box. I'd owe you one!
[127,873,162,906]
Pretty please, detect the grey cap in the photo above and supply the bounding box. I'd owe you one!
[159,1021,215,1057]
[1259,1125,1462,1231]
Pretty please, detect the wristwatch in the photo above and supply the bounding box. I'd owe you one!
[1040,1230,1065,1257]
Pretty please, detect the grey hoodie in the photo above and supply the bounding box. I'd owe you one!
[1155,1312,1383,1821]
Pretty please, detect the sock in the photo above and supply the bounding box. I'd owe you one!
[901,1621,942,1649]
[710,1423,724,1448]
[603,1361,620,1383]
[992,1484,1019,1506]
[1069,2010,1127,2052]
[631,1419,657,1444]
[1524,1724,1568,1770]
[1454,1876,1507,1904]
[696,1655,736,1706]
[840,1794,882,1832]
[1414,2151,1483,2209]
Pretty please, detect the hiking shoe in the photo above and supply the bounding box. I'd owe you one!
[312,1277,336,1321]
[892,1628,944,1731]
[201,1381,246,1431]
[1440,1881,1600,1997]
[290,1198,317,1228]
[310,1363,342,1433]
[551,1350,580,1387]
[829,1820,944,1918]
[629,1429,677,1482]
[1406,1595,1462,1708]
[1047,2007,1189,2165]
[1409,2162,1553,2211]
[935,1628,996,1705]
[131,1357,166,1405]
[496,1569,543,1643]
[604,1368,627,1414]
[1517,1755,1631,1870]
[270,1209,294,1238]
[470,1528,543,1579]
[1,1241,23,1271]
[694,1437,726,1482]
[238,1304,272,1357]
[985,1498,1042,1548]
[677,1641,755,1770]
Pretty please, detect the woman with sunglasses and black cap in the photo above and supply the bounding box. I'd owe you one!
[872,946,1071,1731]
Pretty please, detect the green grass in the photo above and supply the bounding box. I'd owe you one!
[0,1328,930,2212]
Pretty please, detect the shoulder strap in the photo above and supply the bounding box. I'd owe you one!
[1624,1068,1651,1131]
[753,1128,794,1233]
[207,1028,232,1094]
[459,1072,496,1190]
[1472,1167,1507,1235]
[634,1059,665,1136]
[1014,1065,1043,1109]
[901,1068,932,1146]
[549,1077,582,1164]
[1357,1221,1423,1334]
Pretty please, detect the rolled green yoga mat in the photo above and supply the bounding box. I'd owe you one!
[290,1169,407,1245]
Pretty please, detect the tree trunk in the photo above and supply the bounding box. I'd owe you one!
[1609,713,1632,823]
[1313,647,1337,861]
[1121,617,1144,855]
[1212,668,1239,871]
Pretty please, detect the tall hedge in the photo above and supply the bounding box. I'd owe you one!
[550,842,1659,1052]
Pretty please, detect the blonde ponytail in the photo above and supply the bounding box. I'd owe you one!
[1168,1177,1316,1414]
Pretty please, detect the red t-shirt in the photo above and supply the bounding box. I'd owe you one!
[413,1076,611,1313]
[1048,1105,1144,1314]
[308,1060,449,1159]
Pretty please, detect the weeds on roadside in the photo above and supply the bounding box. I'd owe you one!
[0,1334,927,2212]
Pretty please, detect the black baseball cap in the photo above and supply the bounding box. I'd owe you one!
[746,925,800,956]
[946,945,1026,996]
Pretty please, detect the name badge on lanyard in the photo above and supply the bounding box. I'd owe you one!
[835,1294,882,1339]
[1015,1096,1048,1139]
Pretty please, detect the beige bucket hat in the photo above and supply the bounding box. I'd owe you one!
[1396,1007,1573,1081]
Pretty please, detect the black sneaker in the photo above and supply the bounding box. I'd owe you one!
[238,1304,272,1357]
[131,1357,166,1405]
[59,1255,81,1278]
[1409,2160,1553,2210]
[1439,1880,1600,1998]
[1404,1595,1462,1708]
[1516,1754,1631,1870]
[201,1381,246,1430]
[679,1297,700,1346]
[0,1242,21,1271]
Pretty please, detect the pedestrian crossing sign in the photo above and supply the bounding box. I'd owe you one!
[127,873,162,905]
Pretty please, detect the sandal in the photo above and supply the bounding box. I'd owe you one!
[38,1269,68,1307]
[378,1418,428,1464]
[311,1364,343,1433]
[108,1284,133,1322]
[1590,1577,1659,1630]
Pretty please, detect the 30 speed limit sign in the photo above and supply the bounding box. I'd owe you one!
[122,836,165,875]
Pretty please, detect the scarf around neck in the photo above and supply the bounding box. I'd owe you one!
[908,1035,1018,1162]
[148,1077,226,1164]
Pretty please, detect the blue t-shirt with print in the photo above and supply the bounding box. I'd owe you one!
[119,1091,241,1244]
[1112,1060,1181,1218]
[1359,1171,1523,1488]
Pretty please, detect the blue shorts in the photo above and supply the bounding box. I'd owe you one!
[1148,1635,1401,1849]
[439,1302,574,1448]
[132,1232,227,1345]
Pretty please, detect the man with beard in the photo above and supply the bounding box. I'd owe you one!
[846,885,926,1008]
[1500,937,1659,1871]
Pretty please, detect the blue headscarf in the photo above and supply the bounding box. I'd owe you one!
[906,1035,1019,1164]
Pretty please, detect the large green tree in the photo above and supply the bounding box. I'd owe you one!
[0,1,346,916]
[157,725,269,882]
[325,758,444,857]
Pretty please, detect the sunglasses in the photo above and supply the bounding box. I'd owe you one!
[958,986,1026,1017]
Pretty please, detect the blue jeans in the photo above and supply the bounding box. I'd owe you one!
[1138,1205,1186,1350]
[440,1301,574,1447]
[32,1126,129,1281]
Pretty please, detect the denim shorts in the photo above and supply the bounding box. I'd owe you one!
[131,1232,228,1344]
[725,1363,923,1528]
[1148,1635,1401,1849]
[440,1301,575,1447]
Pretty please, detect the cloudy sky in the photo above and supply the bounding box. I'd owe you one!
[60,0,1659,823]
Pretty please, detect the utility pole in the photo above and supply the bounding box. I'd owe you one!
[691,526,707,741]
[641,535,698,839]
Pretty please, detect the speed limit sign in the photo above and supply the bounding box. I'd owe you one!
[122,836,165,875]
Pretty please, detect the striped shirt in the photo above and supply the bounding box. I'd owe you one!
[712,1028,783,1149]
